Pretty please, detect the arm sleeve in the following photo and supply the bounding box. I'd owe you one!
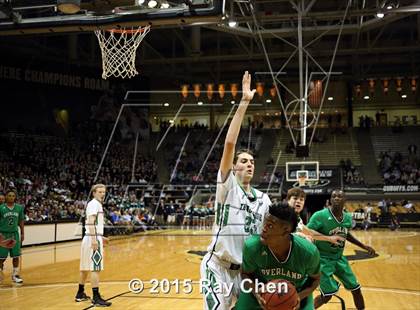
[242,241,258,274]
[307,212,322,231]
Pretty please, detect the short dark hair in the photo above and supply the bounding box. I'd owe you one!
[233,149,254,164]
[5,189,17,196]
[269,202,298,232]
[287,187,306,200]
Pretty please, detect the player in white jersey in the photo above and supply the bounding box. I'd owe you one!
[200,72,272,310]
[75,184,111,307]
[287,188,343,245]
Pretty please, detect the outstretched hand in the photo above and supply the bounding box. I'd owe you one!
[242,71,256,102]
[364,245,376,256]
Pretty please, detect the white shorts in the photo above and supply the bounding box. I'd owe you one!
[80,236,104,272]
[200,252,242,310]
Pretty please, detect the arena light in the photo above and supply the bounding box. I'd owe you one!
[228,19,237,28]
[164,102,169,106]
[231,100,235,104]
[364,95,370,100]
[266,99,272,103]
[328,97,333,101]
[376,11,385,18]
[148,0,158,8]
[197,101,203,105]
[401,94,407,98]
[160,1,170,8]
[136,0,145,4]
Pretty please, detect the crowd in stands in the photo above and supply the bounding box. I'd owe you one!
[167,128,262,184]
[340,159,365,185]
[379,146,420,185]
[0,119,158,228]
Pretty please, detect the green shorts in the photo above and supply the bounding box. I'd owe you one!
[0,231,21,259]
[319,256,360,296]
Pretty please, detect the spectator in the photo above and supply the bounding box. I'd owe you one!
[403,201,416,213]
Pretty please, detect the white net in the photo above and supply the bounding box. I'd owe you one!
[94,26,151,79]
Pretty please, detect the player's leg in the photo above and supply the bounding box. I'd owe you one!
[200,253,238,310]
[335,256,364,310]
[314,258,339,309]
[76,237,92,302]
[90,239,111,307]
[350,288,365,310]
[75,271,91,302]
[300,293,314,310]
[11,231,23,283]
[0,257,6,283]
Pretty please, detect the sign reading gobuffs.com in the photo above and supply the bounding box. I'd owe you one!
[383,185,419,192]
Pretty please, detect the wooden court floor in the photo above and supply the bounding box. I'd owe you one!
[0,229,419,310]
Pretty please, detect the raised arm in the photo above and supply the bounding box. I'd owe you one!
[219,71,256,180]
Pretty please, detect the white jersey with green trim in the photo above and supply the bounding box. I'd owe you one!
[207,170,271,265]
[85,198,104,237]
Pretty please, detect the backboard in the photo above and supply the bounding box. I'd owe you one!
[286,161,319,182]
[0,0,225,36]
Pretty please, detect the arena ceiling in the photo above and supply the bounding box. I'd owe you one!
[0,0,419,83]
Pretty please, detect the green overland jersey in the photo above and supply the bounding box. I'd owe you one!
[0,204,24,233]
[307,208,352,259]
[242,234,320,290]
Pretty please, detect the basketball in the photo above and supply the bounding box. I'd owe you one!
[261,279,299,310]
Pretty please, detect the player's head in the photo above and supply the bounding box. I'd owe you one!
[0,193,5,204]
[261,202,298,245]
[330,189,345,209]
[287,188,306,214]
[91,184,106,203]
[5,189,17,204]
[233,149,255,184]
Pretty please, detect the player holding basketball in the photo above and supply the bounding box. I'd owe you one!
[200,71,272,310]
[287,188,344,245]
[307,189,375,309]
[0,234,16,248]
[75,184,111,307]
[0,190,24,284]
[236,203,320,310]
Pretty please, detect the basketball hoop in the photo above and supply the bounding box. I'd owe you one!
[94,26,151,79]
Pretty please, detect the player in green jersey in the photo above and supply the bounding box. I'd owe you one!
[236,203,321,310]
[307,189,375,310]
[286,188,344,245]
[0,190,25,284]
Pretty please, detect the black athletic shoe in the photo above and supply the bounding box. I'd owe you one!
[75,292,91,302]
[92,296,112,307]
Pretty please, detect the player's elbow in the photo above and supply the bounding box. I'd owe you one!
[224,140,236,149]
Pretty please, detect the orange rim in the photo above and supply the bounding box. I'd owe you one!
[106,27,149,34]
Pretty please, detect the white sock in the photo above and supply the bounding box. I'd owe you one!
[13,267,19,276]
